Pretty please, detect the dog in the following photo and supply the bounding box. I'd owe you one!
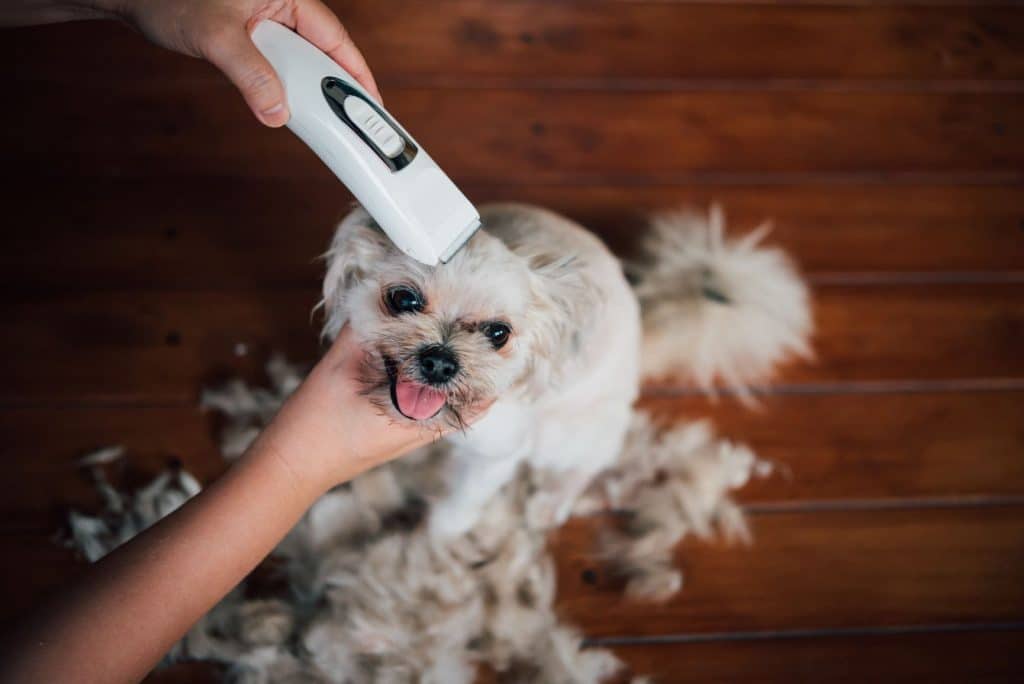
[322,202,812,539]
[66,202,812,680]
[322,203,640,538]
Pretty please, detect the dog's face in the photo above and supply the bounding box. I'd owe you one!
[322,208,594,430]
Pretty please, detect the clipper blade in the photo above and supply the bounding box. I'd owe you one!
[438,218,482,264]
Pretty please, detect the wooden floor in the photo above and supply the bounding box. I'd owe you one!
[2,2,1023,681]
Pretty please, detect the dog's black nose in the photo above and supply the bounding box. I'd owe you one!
[418,345,459,385]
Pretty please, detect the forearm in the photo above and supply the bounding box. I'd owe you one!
[0,1,124,26]
[1,430,331,683]
[0,329,450,683]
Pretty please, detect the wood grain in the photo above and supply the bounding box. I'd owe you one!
[0,406,227,516]
[3,86,1022,182]
[5,506,1023,641]
[2,2,1023,679]
[2,283,1021,403]
[7,4,1024,83]
[639,390,1024,503]
[3,180,1022,292]
[553,505,1024,637]
[0,290,321,405]
[606,629,1024,684]
[140,628,1024,683]
[2,390,1021,516]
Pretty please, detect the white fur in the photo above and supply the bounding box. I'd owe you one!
[67,401,763,682]
[62,202,813,681]
[633,205,813,403]
[322,204,641,538]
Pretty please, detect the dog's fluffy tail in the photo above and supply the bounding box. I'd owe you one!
[631,205,813,402]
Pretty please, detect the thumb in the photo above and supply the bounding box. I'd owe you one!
[203,26,289,127]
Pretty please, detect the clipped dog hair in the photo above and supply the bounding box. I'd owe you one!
[64,203,812,682]
[633,205,813,403]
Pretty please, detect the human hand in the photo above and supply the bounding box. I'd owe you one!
[111,0,381,126]
[253,326,491,494]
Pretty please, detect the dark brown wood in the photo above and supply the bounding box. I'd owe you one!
[552,505,1024,637]
[639,390,1024,502]
[2,180,1022,292]
[0,406,227,515]
[2,390,1021,517]
[3,85,1022,181]
[339,2,1024,84]
[2,2,1022,679]
[5,506,1023,643]
[0,290,322,404]
[783,282,1024,385]
[1,283,1021,403]
[606,629,1024,684]
[145,662,221,684]
[100,630,1024,683]
[7,4,1024,83]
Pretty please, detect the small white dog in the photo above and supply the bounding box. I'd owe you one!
[67,202,813,681]
[323,204,640,538]
[322,202,811,539]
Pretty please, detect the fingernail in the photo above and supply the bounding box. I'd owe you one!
[261,103,286,124]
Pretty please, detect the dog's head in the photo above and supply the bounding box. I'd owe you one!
[321,207,598,429]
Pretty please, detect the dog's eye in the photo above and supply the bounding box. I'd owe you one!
[481,322,511,349]
[386,286,424,315]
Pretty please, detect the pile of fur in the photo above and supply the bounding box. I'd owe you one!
[69,407,764,683]
[633,205,812,403]
[63,207,809,682]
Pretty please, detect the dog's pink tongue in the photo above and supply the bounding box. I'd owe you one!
[395,380,446,420]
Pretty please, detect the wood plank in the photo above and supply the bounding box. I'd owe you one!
[7,4,1024,83]
[5,507,1022,641]
[606,629,1024,684]
[2,391,1020,515]
[553,506,1024,637]
[0,406,227,515]
[0,290,321,405]
[2,180,1022,292]
[639,390,1024,503]
[145,663,221,684]
[105,629,1024,683]
[786,283,1024,386]
[0,525,83,633]
[340,2,1024,84]
[3,86,1022,181]
[0,283,1021,403]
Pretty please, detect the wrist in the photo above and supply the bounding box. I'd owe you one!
[244,374,370,496]
[240,426,336,507]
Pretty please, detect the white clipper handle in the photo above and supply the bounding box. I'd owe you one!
[252,20,480,266]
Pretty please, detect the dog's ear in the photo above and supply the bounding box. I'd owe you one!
[520,249,604,396]
[321,206,392,340]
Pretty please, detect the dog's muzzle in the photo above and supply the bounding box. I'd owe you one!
[385,354,449,421]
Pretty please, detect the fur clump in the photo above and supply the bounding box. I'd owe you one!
[632,205,813,402]
[60,204,811,681]
[64,358,767,683]
[579,413,771,601]
[199,355,306,459]
[64,448,201,562]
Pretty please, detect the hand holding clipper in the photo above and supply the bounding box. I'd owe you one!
[252,21,480,266]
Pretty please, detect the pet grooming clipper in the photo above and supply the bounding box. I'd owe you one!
[252,20,480,266]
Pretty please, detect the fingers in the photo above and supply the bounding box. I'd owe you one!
[202,24,289,127]
[294,0,382,103]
